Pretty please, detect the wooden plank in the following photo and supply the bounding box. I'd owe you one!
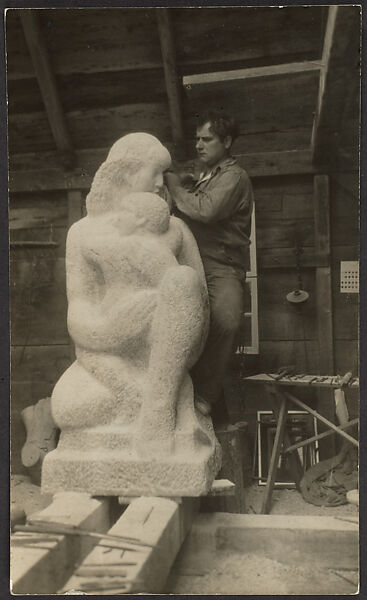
[311,6,361,165]
[258,247,328,269]
[237,150,315,178]
[282,193,314,219]
[284,391,358,448]
[7,67,168,115]
[11,493,110,594]
[185,70,319,135]
[260,390,288,514]
[63,496,199,594]
[10,257,68,346]
[9,149,315,193]
[283,418,359,455]
[11,345,71,384]
[67,190,83,228]
[256,218,314,249]
[9,206,67,230]
[19,10,75,169]
[6,7,325,80]
[10,226,68,258]
[174,6,325,75]
[156,9,185,158]
[8,102,172,155]
[183,60,322,85]
[234,128,311,154]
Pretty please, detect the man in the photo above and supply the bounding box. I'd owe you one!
[165,111,254,424]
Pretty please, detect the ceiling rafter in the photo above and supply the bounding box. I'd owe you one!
[311,5,360,166]
[19,10,75,170]
[183,60,322,86]
[156,8,185,160]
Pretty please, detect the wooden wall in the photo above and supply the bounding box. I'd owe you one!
[10,191,85,473]
[10,166,359,471]
[227,168,359,458]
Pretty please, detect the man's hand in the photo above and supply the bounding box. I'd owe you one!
[164,171,181,190]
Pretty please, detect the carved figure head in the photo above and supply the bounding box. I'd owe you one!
[86,133,171,215]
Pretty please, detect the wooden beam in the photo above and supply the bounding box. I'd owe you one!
[11,492,110,594]
[63,496,199,594]
[311,6,360,166]
[314,174,334,374]
[156,9,185,159]
[9,149,315,193]
[183,60,322,86]
[313,174,335,458]
[19,10,75,170]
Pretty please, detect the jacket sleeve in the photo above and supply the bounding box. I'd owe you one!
[172,170,251,223]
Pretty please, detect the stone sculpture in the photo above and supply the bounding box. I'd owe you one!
[42,133,221,497]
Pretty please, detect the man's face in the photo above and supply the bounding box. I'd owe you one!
[195,122,231,168]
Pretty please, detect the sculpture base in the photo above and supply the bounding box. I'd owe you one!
[42,449,221,498]
[41,418,222,497]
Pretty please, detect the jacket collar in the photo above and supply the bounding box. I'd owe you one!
[197,156,236,185]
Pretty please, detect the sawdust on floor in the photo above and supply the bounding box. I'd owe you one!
[245,483,359,516]
[166,550,358,595]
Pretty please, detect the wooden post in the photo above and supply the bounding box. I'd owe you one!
[260,389,288,514]
[314,174,335,458]
[19,10,75,170]
[156,9,186,160]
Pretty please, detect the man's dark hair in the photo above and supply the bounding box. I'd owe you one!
[196,110,240,145]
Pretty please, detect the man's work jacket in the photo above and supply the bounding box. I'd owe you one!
[174,157,254,272]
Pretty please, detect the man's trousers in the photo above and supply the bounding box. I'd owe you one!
[191,257,246,420]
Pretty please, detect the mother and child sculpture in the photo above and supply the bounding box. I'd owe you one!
[42,133,221,497]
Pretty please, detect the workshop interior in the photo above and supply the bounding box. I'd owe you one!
[8,6,360,595]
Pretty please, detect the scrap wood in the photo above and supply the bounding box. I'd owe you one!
[207,479,235,496]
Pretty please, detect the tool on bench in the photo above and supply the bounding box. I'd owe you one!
[268,365,297,380]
